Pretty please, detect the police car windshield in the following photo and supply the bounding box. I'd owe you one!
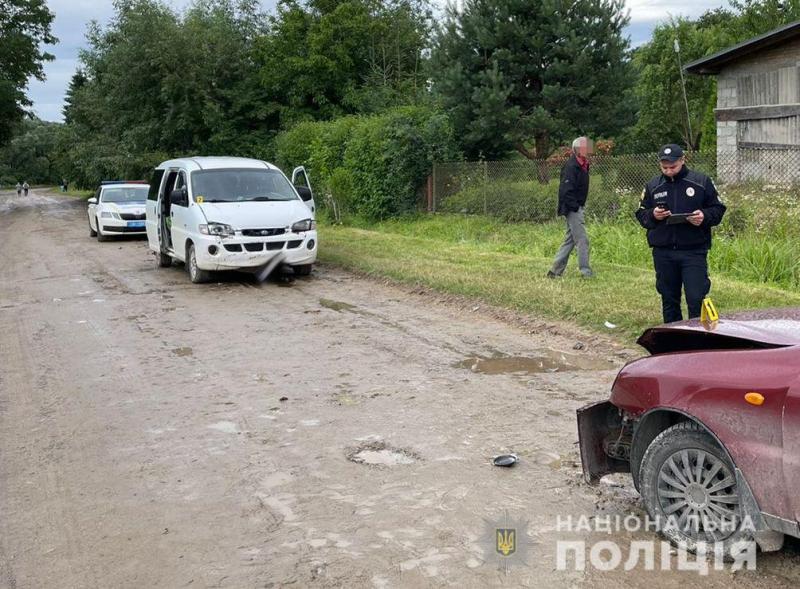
[191,169,298,202]
[102,186,149,203]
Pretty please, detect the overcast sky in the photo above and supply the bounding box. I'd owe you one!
[26,0,730,122]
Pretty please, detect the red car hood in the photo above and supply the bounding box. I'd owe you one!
[637,307,800,354]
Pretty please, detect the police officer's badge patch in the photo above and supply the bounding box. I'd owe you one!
[686,187,695,197]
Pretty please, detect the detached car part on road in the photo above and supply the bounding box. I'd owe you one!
[145,157,317,283]
[578,308,800,557]
[87,181,149,241]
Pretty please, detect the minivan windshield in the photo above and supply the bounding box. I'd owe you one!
[102,186,149,203]
[191,169,298,203]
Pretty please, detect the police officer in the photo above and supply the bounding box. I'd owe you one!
[636,145,726,323]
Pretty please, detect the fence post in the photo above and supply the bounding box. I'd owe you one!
[483,160,488,215]
[426,174,433,212]
[431,163,437,212]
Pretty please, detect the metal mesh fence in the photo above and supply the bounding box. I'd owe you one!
[430,149,800,225]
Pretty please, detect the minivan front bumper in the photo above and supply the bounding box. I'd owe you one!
[193,230,318,270]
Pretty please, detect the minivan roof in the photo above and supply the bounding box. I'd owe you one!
[155,157,277,172]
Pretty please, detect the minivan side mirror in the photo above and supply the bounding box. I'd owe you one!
[170,187,188,206]
[87,197,97,205]
[295,185,313,202]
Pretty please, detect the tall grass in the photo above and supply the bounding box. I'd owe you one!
[318,219,800,341]
[346,213,800,289]
[317,183,800,340]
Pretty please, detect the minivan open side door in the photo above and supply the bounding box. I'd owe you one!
[291,166,315,215]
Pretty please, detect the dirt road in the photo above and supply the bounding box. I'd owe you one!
[1,189,798,588]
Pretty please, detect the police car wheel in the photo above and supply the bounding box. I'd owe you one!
[88,215,97,237]
[96,217,109,242]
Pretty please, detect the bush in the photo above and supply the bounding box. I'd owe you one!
[273,121,323,174]
[439,179,555,223]
[274,106,460,220]
[440,176,640,223]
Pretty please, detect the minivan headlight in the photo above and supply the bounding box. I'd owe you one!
[291,219,316,232]
[199,222,235,237]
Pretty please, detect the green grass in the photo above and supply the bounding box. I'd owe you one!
[318,214,800,342]
[57,187,95,199]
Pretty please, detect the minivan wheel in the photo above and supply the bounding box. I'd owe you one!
[638,421,753,559]
[89,215,97,237]
[96,217,108,242]
[187,244,211,283]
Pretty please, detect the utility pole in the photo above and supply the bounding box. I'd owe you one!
[674,38,694,148]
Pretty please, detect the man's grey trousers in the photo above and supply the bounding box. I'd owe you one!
[550,207,592,276]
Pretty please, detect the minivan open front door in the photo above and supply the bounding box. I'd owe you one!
[291,166,315,215]
[146,169,165,250]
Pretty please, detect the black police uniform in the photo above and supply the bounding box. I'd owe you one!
[636,163,726,323]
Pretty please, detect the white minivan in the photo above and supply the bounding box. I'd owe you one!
[145,157,317,283]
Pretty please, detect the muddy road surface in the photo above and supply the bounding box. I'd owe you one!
[1,189,798,588]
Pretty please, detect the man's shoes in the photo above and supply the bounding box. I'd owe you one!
[546,270,560,279]
[581,270,595,278]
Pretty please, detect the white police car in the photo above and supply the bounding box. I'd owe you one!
[87,181,149,241]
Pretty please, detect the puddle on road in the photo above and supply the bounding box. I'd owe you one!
[320,298,357,312]
[455,350,615,375]
[172,347,194,357]
[346,441,420,467]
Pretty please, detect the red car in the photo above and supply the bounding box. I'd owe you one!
[578,308,800,556]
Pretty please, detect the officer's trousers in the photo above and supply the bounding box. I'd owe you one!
[652,247,711,323]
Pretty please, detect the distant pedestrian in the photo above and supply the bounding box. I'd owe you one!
[636,144,726,323]
[548,136,594,278]
[22,181,29,196]
[16,182,22,196]
[62,178,69,192]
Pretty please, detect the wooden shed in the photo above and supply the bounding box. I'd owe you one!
[686,21,800,183]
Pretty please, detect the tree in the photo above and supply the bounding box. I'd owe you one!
[62,70,87,125]
[0,118,62,183]
[621,18,719,152]
[728,0,800,38]
[431,0,634,160]
[619,1,800,154]
[255,0,432,127]
[62,0,272,185]
[0,0,56,144]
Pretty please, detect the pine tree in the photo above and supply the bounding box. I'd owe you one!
[431,0,634,159]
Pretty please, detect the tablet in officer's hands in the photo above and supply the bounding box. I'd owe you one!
[666,213,692,224]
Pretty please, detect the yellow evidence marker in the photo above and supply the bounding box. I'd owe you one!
[700,297,719,322]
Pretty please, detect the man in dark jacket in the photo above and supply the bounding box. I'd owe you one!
[548,137,594,278]
[636,144,726,323]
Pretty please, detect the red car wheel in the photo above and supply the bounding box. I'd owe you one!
[639,421,753,558]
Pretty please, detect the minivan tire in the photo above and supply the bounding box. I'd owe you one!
[187,243,211,283]
[89,215,97,237]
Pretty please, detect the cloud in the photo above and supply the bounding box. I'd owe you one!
[626,0,729,24]
[27,0,280,122]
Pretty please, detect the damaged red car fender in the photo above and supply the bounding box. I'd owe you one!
[577,308,800,545]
